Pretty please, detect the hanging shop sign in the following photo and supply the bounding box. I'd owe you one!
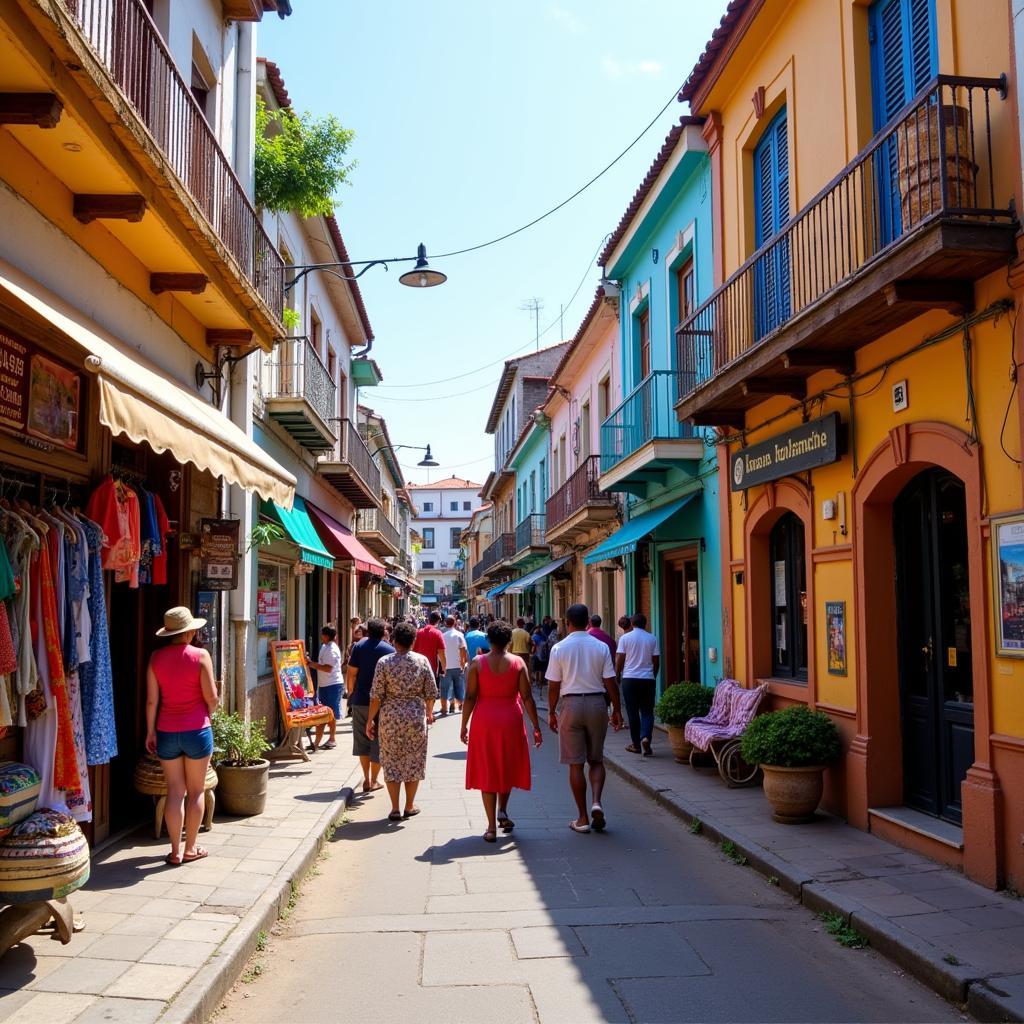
[0,328,84,452]
[730,413,843,491]
[199,518,239,590]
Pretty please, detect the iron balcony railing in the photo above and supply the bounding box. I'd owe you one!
[65,0,284,317]
[478,532,515,576]
[676,75,1012,399]
[600,370,696,474]
[326,419,381,496]
[514,513,546,554]
[397,550,413,573]
[471,560,485,583]
[356,508,400,551]
[546,455,618,531]
[263,338,336,428]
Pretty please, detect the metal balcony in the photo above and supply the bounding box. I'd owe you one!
[545,455,620,542]
[478,532,515,579]
[513,513,547,561]
[675,75,1017,427]
[263,338,337,451]
[318,419,382,509]
[356,507,400,557]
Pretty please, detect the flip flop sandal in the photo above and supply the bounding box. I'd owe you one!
[165,853,183,866]
[483,830,497,843]
[388,811,403,822]
[181,848,208,863]
[497,816,515,832]
[641,739,653,756]
[322,741,336,750]
[624,745,640,753]
[403,807,421,818]
[569,821,592,834]
[590,806,606,832]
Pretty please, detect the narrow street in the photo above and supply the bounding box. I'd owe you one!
[217,714,961,1024]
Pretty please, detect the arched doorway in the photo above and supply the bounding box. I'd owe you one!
[893,467,974,824]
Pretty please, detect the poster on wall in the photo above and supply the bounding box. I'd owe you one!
[195,589,220,671]
[992,513,1024,656]
[200,518,239,590]
[826,601,847,676]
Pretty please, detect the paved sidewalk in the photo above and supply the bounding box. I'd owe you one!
[603,730,1024,1022]
[0,721,362,1024]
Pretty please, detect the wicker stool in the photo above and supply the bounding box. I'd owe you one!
[0,808,89,958]
[133,755,217,839]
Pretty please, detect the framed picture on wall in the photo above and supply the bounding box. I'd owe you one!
[825,601,846,676]
[991,513,1024,656]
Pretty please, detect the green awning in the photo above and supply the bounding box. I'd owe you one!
[583,493,698,564]
[261,496,335,569]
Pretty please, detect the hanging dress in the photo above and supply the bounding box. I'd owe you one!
[78,517,116,765]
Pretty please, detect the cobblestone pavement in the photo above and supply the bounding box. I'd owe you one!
[217,712,963,1024]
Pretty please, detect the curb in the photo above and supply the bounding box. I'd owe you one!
[604,749,1018,1019]
[160,760,363,1024]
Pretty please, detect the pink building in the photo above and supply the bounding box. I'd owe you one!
[543,290,625,627]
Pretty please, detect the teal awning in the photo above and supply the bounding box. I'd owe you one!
[504,555,572,594]
[583,493,698,564]
[486,580,515,600]
[261,496,335,569]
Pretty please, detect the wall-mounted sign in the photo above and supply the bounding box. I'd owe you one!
[992,512,1024,656]
[0,328,84,451]
[199,518,239,590]
[826,600,847,676]
[731,413,843,491]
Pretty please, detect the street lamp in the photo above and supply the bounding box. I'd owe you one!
[284,242,446,292]
[371,443,439,468]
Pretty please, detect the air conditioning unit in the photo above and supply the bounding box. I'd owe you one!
[440,561,449,568]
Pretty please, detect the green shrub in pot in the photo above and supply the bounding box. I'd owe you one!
[655,682,714,763]
[741,706,841,823]
[211,710,272,817]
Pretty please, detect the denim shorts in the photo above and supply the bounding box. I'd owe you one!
[317,683,343,719]
[156,726,214,760]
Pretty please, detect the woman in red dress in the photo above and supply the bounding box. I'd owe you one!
[461,620,543,842]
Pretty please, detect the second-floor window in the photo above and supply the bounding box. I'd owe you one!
[637,307,651,381]
[450,501,458,512]
[463,501,471,511]
[598,377,610,425]
[676,258,695,325]
[450,527,461,549]
[423,502,433,512]
[423,528,435,549]
[310,309,322,355]
[422,560,434,569]
[753,107,791,337]
[190,62,211,122]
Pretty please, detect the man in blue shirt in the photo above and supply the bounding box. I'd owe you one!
[464,616,490,661]
[346,618,394,793]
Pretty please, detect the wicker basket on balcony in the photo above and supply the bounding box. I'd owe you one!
[897,103,977,228]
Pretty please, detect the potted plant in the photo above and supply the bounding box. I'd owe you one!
[654,683,714,763]
[211,709,271,817]
[740,705,841,823]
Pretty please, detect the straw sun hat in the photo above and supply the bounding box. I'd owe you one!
[156,606,207,637]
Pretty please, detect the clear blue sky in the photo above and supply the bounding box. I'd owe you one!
[260,1,725,486]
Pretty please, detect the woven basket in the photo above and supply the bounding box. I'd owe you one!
[897,104,977,228]
[0,763,41,838]
[0,809,89,904]
[133,755,218,797]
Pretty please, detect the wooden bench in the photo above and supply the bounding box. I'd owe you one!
[683,679,767,786]
[266,640,335,763]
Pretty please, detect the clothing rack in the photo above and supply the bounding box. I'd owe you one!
[111,464,146,485]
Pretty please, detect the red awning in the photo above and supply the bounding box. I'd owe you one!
[306,501,386,576]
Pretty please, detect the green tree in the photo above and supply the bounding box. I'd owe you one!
[255,98,355,217]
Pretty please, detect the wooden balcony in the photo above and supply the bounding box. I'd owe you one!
[356,507,400,558]
[545,455,619,544]
[599,371,704,495]
[263,338,337,451]
[675,76,1017,426]
[318,419,382,510]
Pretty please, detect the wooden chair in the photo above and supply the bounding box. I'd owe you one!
[267,640,335,763]
[684,680,767,786]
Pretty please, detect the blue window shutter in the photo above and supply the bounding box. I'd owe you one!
[753,107,790,336]
[908,0,936,95]
[774,115,789,226]
[870,0,937,128]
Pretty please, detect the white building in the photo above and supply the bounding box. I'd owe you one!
[408,477,483,611]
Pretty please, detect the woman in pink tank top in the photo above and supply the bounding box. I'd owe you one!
[145,606,219,866]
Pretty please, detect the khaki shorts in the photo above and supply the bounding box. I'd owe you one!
[557,694,609,765]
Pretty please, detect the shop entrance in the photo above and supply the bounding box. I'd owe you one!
[662,549,701,685]
[893,467,975,824]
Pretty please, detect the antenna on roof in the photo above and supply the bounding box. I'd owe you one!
[520,297,544,351]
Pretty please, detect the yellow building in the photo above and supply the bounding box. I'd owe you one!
[679,0,1023,888]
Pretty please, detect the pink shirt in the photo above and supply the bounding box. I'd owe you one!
[151,644,210,731]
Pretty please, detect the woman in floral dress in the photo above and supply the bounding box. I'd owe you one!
[367,621,438,822]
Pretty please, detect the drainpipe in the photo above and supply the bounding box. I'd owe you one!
[233,22,255,196]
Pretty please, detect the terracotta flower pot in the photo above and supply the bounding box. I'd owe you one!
[761,764,825,824]
[215,759,269,817]
[666,726,693,764]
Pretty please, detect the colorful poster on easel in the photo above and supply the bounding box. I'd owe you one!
[271,640,314,712]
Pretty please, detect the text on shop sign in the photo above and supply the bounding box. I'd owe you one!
[730,413,842,491]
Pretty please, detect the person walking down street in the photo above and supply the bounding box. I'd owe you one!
[587,615,617,663]
[412,611,447,714]
[617,615,633,641]
[441,615,468,715]
[530,621,547,688]
[367,621,439,822]
[145,606,219,866]
[510,617,533,660]
[342,624,366,718]
[465,617,490,661]
[616,613,661,757]
[346,618,394,794]
[546,603,622,834]
[462,620,542,842]
[308,626,344,751]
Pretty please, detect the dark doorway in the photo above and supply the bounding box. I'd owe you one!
[306,568,323,657]
[662,550,701,686]
[893,467,974,824]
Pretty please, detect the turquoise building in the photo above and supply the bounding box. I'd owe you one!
[587,116,723,691]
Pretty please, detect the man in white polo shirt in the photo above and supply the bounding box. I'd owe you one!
[546,603,622,834]
[615,612,660,757]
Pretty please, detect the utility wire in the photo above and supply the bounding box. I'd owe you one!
[371,378,502,403]
[374,233,609,390]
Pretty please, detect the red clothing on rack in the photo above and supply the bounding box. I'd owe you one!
[151,494,171,586]
[85,477,141,587]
